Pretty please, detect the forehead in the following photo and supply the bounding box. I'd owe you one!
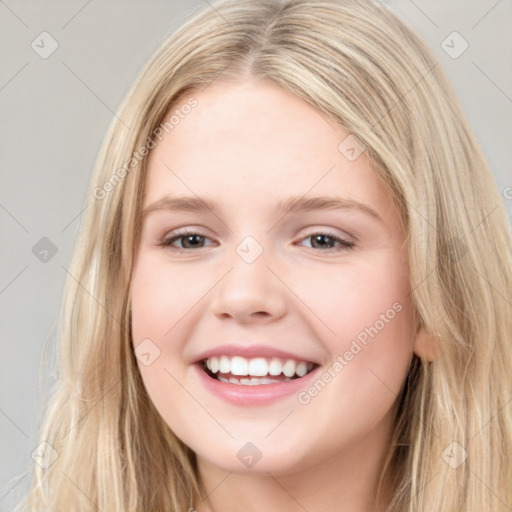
[143,78,396,224]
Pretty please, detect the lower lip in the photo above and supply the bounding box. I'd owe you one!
[193,363,320,406]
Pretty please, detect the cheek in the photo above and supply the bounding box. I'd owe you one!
[130,254,201,343]
[129,256,199,418]
[295,251,415,399]
[294,251,413,344]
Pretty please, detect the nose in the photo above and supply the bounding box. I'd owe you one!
[210,242,287,324]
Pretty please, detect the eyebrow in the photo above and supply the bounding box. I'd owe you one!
[141,194,383,223]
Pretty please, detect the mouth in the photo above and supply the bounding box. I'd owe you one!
[199,355,319,386]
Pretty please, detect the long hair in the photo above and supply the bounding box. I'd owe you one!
[18,0,512,510]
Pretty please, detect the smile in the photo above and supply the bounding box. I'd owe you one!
[201,355,317,385]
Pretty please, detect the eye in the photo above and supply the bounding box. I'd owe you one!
[160,230,214,251]
[298,231,355,252]
[159,230,355,253]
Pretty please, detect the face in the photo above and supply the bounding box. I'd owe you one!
[130,78,421,476]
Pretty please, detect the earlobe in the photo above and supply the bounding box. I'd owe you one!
[413,327,439,361]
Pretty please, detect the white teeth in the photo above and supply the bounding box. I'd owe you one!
[220,375,294,385]
[268,358,282,376]
[219,355,230,373]
[283,359,296,377]
[207,357,219,373]
[296,361,308,377]
[261,377,287,384]
[231,356,249,376]
[248,357,268,376]
[203,355,314,380]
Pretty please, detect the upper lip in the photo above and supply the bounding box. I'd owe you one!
[191,344,320,365]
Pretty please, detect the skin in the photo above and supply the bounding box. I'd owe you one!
[130,77,435,512]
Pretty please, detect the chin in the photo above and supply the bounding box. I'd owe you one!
[192,438,316,477]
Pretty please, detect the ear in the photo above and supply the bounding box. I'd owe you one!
[413,327,439,361]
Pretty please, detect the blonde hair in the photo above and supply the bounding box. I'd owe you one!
[18,0,512,510]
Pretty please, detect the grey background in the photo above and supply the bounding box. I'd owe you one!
[1,1,511,510]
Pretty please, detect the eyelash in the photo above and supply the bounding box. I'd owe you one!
[159,229,355,253]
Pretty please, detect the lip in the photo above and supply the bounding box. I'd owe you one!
[191,343,320,365]
[193,361,321,406]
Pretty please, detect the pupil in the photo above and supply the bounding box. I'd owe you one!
[312,234,333,248]
[183,235,202,248]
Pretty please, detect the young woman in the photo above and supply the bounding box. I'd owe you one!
[19,0,512,510]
